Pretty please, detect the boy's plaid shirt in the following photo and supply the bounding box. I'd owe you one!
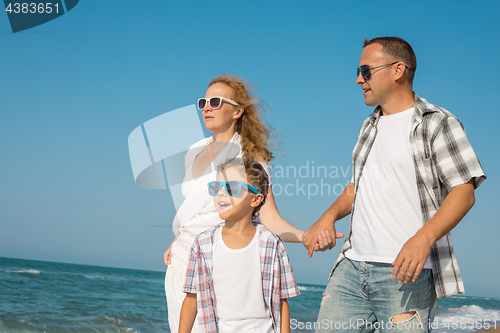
[183,222,300,333]
[333,93,486,299]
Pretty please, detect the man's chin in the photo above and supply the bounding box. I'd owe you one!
[364,98,378,107]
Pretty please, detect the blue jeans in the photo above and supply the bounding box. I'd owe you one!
[315,258,437,333]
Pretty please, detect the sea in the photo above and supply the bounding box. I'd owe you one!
[1,257,498,333]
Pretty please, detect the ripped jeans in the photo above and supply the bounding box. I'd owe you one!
[315,258,437,333]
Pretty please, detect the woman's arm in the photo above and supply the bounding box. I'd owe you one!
[280,298,290,333]
[260,186,342,249]
[258,186,303,242]
[178,293,197,333]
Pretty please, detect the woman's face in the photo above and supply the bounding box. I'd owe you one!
[201,83,241,134]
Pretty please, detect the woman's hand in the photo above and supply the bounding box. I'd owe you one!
[164,238,176,266]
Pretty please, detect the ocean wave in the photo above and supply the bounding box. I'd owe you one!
[8,269,40,275]
[298,285,324,292]
[82,274,161,284]
[92,316,125,326]
[84,274,111,280]
[434,305,500,330]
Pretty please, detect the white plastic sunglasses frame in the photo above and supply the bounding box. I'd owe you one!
[197,96,239,110]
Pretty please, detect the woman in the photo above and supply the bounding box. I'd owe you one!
[164,74,332,332]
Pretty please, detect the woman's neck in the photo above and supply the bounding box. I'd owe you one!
[212,127,237,143]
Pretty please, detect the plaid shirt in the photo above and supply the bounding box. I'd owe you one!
[183,222,300,333]
[332,93,486,299]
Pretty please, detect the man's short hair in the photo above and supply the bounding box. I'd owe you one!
[364,37,417,84]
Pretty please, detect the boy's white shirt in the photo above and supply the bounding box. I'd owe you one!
[212,227,274,333]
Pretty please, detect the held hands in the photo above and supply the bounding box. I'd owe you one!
[303,212,344,258]
[391,233,432,283]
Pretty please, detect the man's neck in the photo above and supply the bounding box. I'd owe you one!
[380,89,414,116]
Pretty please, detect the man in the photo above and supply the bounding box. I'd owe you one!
[303,37,486,333]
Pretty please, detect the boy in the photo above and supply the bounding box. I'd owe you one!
[178,157,299,333]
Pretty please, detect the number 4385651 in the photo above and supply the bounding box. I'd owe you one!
[5,3,59,14]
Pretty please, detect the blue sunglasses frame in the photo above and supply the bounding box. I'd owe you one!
[208,180,261,197]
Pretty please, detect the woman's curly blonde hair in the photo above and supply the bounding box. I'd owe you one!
[208,74,279,163]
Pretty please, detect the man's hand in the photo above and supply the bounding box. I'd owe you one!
[303,211,343,258]
[392,180,476,283]
[391,233,432,283]
[303,183,353,258]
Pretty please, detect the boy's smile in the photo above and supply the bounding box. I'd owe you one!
[217,199,232,212]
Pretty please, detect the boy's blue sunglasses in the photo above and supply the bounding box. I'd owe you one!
[208,181,261,197]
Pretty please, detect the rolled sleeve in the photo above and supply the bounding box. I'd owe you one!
[277,243,300,299]
[433,116,486,191]
[183,244,199,294]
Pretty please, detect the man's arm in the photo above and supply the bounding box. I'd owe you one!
[392,179,475,283]
[178,293,197,333]
[280,298,290,333]
[302,183,353,257]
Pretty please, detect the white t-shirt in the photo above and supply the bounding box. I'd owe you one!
[345,107,432,269]
[212,227,274,333]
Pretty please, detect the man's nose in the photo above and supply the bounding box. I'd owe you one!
[355,70,365,84]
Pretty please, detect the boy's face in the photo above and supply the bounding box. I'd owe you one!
[213,166,262,222]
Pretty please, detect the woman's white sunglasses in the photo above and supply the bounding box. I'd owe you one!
[197,96,239,110]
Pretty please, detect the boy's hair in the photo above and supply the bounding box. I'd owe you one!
[217,154,270,219]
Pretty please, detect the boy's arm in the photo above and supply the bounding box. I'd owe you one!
[178,293,197,333]
[280,298,290,333]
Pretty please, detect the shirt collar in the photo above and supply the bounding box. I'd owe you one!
[368,92,437,126]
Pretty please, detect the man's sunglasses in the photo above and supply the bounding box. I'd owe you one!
[357,61,398,81]
[208,180,261,197]
[197,97,239,110]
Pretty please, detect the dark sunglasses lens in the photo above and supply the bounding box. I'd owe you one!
[209,97,222,109]
[198,99,206,110]
[361,66,371,80]
[208,182,221,196]
[226,181,241,196]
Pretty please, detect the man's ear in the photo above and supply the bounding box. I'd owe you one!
[394,62,406,81]
[250,193,264,208]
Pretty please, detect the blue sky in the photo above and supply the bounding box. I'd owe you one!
[1,0,498,298]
